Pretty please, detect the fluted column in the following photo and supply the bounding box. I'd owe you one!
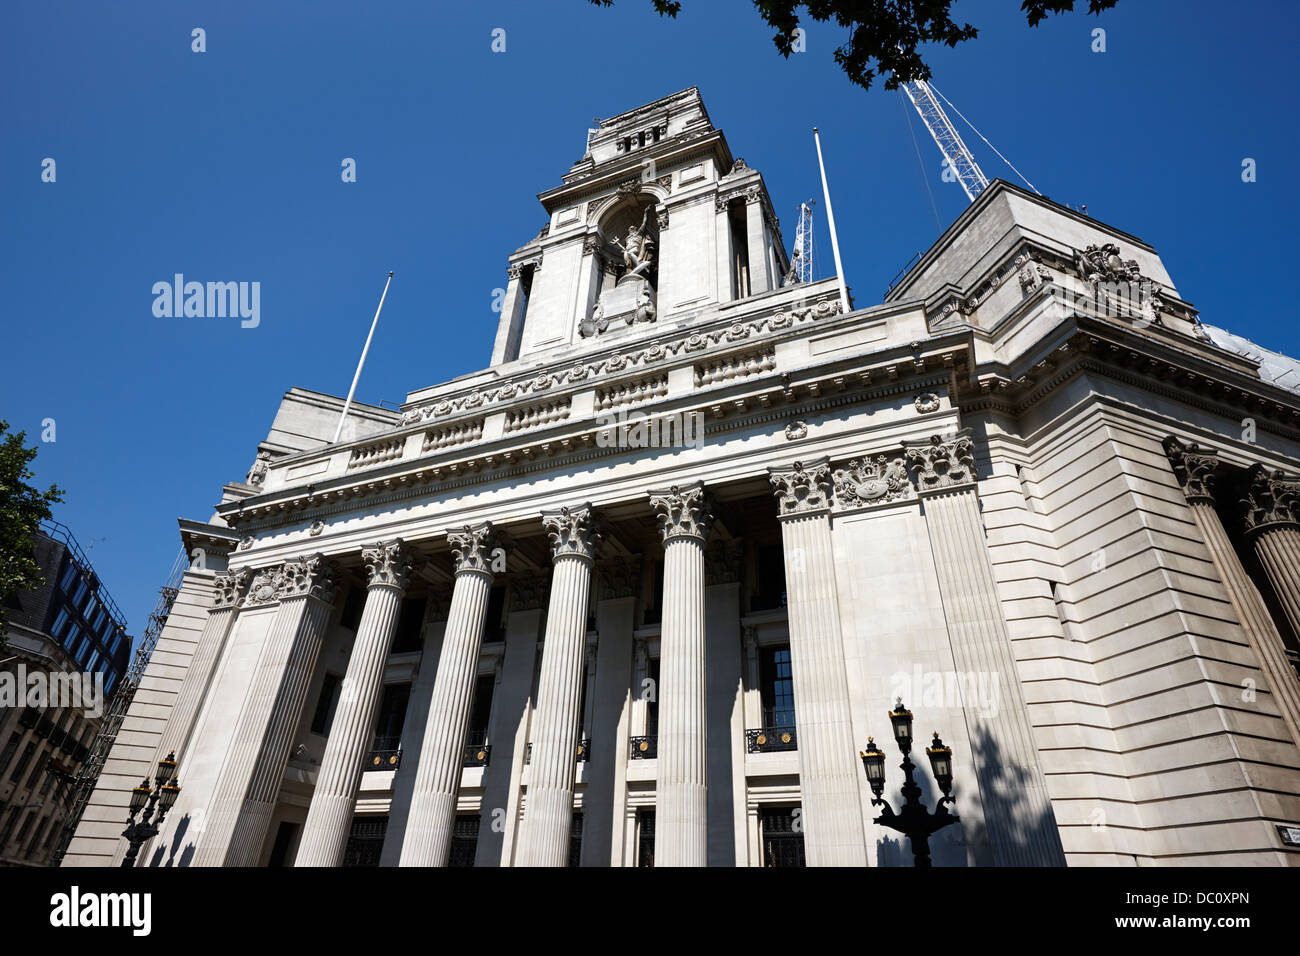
[194,554,337,867]
[648,484,712,866]
[516,504,601,867]
[769,460,867,866]
[1242,464,1300,640]
[904,431,1064,866]
[296,540,415,866]
[156,567,249,763]
[400,524,502,866]
[1162,441,1300,751]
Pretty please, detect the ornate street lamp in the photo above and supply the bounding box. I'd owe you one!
[121,751,181,868]
[859,700,958,867]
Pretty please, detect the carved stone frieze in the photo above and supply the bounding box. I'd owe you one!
[832,455,915,511]
[769,459,832,517]
[596,556,642,600]
[703,540,742,586]
[903,430,977,493]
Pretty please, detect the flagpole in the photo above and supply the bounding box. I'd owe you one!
[332,271,394,445]
[813,127,852,316]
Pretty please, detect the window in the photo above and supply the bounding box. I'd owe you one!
[51,608,70,640]
[342,815,387,867]
[752,543,787,612]
[73,635,91,663]
[72,578,89,609]
[372,683,410,753]
[761,806,806,867]
[63,623,81,652]
[84,650,100,673]
[104,670,119,696]
[0,806,22,850]
[568,811,585,867]
[59,561,78,592]
[26,815,49,856]
[310,673,343,736]
[646,657,661,737]
[0,732,22,777]
[10,742,37,782]
[339,586,364,631]
[26,751,50,791]
[759,645,796,728]
[483,585,507,643]
[14,811,35,848]
[448,814,481,868]
[267,821,298,867]
[637,809,655,867]
[391,597,427,654]
[466,674,495,749]
[85,594,100,624]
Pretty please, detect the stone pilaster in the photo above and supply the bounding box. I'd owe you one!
[647,483,712,867]
[516,504,601,867]
[1242,464,1300,653]
[768,459,867,866]
[1160,440,1300,752]
[296,540,415,866]
[156,567,249,763]
[194,554,337,867]
[400,524,502,866]
[904,430,1065,866]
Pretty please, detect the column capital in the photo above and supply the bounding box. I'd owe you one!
[212,567,251,609]
[508,570,552,610]
[1162,435,1221,503]
[543,504,602,561]
[903,428,977,493]
[362,539,416,592]
[447,522,506,577]
[277,553,339,604]
[596,556,641,600]
[649,483,713,543]
[768,458,832,517]
[1241,463,1300,534]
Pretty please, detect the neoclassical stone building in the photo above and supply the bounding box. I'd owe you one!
[65,88,1300,867]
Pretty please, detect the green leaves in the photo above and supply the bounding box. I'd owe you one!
[0,420,64,643]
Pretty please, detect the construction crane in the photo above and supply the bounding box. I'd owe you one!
[792,200,815,283]
[901,78,990,204]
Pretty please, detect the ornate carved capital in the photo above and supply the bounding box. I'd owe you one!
[596,556,641,601]
[1241,464,1300,534]
[769,459,832,517]
[1162,436,1221,503]
[508,571,551,611]
[212,567,251,609]
[903,429,977,493]
[704,540,743,586]
[242,565,281,608]
[277,553,338,604]
[832,455,915,511]
[362,539,415,591]
[447,522,504,577]
[542,504,602,561]
[648,483,713,543]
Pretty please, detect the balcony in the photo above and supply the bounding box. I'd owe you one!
[629,735,657,760]
[365,734,402,771]
[464,731,491,767]
[525,738,591,764]
[746,711,797,753]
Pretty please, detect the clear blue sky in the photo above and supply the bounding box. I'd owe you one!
[4,0,1298,643]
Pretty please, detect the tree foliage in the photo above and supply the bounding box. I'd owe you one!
[0,420,63,643]
[588,0,1119,91]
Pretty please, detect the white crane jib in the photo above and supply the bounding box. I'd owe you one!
[901,78,990,204]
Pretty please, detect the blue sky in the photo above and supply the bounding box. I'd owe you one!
[4,0,1298,642]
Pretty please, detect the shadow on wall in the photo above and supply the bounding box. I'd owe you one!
[873,724,1064,867]
[149,812,197,868]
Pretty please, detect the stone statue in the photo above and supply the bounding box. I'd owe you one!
[609,207,655,280]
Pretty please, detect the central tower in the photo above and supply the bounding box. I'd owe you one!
[490,88,791,367]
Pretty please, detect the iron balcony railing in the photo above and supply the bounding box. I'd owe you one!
[629,735,657,760]
[746,711,798,753]
[365,734,402,771]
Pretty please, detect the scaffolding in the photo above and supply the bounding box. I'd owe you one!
[50,546,188,866]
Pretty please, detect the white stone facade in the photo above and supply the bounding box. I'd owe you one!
[65,88,1300,867]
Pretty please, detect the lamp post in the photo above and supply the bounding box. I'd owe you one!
[859,700,958,867]
[121,751,181,868]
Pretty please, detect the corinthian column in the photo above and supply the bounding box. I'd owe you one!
[1162,441,1300,752]
[768,459,867,866]
[904,430,1064,866]
[648,483,712,867]
[1242,465,1300,634]
[400,524,502,866]
[156,567,249,763]
[297,540,415,866]
[195,554,337,867]
[516,504,601,867]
